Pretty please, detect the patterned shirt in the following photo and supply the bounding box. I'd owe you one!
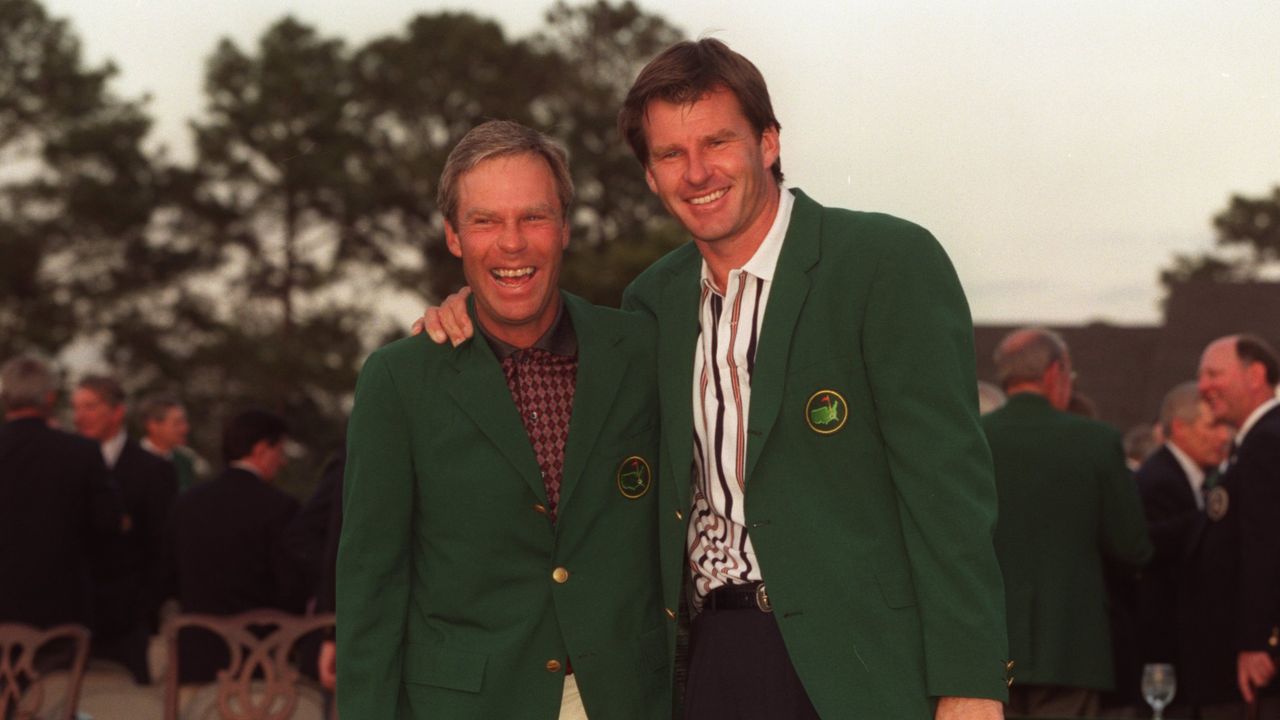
[689,187,793,602]
[481,305,578,523]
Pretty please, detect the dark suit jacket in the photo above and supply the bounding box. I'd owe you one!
[338,294,667,720]
[982,393,1152,690]
[0,417,120,627]
[166,467,305,682]
[623,189,1009,718]
[1181,404,1280,704]
[1135,445,1201,663]
[90,438,178,638]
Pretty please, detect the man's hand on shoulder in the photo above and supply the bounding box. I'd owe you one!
[412,287,472,346]
[935,696,1003,720]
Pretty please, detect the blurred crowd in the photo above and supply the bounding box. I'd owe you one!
[979,330,1280,720]
[0,355,341,693]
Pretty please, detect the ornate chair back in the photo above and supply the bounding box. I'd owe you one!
[161,611,334,720]
[0,623,91,720]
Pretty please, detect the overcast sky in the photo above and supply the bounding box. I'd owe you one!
[42,0,1280,325]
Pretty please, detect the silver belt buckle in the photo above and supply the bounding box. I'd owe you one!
[754,583,773,613]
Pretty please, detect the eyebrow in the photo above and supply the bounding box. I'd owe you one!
[461,203,559,221]
[650,128,741,157]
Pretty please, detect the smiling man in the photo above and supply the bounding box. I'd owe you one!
[616,39,1009,720]
[337,121,666,719]
[1182,334,1280,715]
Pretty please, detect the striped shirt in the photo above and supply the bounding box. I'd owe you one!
[689,187,793,603]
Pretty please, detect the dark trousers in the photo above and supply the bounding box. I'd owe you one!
[683,605,820,720]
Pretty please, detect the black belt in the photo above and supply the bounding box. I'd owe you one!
[703,581,773,613]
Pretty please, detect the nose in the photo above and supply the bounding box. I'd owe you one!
[496,222,528,254]
[684,148,711,186]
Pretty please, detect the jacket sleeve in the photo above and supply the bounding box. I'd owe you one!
[337,350,415,718]
[860,222,1010,701]
[1099,436,1154,567]
[1235,429,1280,650]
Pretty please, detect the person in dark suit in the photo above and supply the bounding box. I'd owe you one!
[165,409,306,683]
[72,374,178,683]
[0,355,121,629]
[1136,381,1233,717]
[982,328,1153,717]
[1183,334,1280,717]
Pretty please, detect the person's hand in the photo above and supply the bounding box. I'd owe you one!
[1238,650,1275,703]
[935,696,1003,720]
[412,287,473,346]
[318,639,337,691]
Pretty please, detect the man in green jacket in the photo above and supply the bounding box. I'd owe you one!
[337,121,667,719]
[613,38,1011,720]
[982,327,1153,717]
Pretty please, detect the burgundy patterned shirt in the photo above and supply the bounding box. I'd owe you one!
[482,307,577,523]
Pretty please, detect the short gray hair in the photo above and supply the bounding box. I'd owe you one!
[1159,381,1203,436]
[994,327,1069,389]
[436,120,573,227]
[1,355,58,413]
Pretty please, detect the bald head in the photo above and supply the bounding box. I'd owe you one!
[994,327,1073,410]
[1198,334,1279,425]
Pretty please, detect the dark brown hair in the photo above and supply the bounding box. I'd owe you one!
[618,38,783,183]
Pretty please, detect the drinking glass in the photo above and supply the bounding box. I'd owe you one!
[1141,662,1176,720]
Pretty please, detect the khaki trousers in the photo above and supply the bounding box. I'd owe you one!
[559,673,588,720]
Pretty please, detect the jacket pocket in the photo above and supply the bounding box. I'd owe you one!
[639,624,668,673]
[876,569,918,609]
[401,643,488,693]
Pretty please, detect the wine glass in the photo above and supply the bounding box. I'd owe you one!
[1141,663,1176,719]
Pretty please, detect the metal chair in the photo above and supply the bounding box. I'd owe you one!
[0,622,91,720]
[161,610,334,720]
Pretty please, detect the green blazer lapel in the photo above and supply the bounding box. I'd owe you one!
[745,189,821,481]
[558,295,625,519]
[444,319,547,506]
[659,257,702,511]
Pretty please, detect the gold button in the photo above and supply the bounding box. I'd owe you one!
[675,510,684,520]
[665,607,676,620]
[533,503,547,515]
[546,659,561,673]
[552,567,569,583]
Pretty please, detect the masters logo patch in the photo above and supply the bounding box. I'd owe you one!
[805,389,848,434]
[617,455,652,499]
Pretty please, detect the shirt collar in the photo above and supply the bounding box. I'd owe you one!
[479,298,577,361]
[230,461,263,480]
[101,429,127,469]
[1236,397,1280,445]
[700,184,794,290]
[140,436,172,460]
[1165,441,1206,505]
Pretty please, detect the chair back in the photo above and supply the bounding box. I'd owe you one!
[161,610,334,720]
[0,623,91,720]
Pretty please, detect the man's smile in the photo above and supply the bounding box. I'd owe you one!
[491,266,536,286]
[688,187,728,206]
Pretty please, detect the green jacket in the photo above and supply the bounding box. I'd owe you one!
[623,189,1010,718]
[982,392,1153,689]
[337,293,668,719]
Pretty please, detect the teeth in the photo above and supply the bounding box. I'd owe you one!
[492,267,534,278]
[689,188,727,206]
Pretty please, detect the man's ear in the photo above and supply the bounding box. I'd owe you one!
[760,125,780,172]
[445,221,463,259]
[644,165,659,195]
